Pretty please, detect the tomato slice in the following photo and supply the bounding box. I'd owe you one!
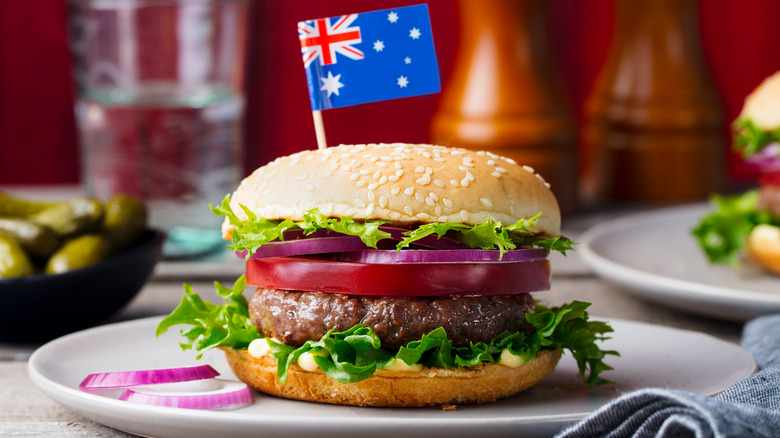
[759,168,780,188]
[246,256,550,296]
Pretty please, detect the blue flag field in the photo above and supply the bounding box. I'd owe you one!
[298,4,440,111]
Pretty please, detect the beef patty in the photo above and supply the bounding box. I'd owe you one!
[249,288,537,350]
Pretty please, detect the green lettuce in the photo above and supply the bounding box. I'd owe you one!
[211,195,576,257]
[156,277,618,388]
[692,190,779,265]
[733,118,780,158]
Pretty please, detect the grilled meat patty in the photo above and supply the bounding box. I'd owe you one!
[249,288,537,350]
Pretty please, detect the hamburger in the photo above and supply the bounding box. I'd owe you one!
[693,72,780,274]
[157,143,615,407]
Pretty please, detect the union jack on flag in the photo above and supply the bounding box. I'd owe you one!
[298,4,440,111]
[299,14,364,67]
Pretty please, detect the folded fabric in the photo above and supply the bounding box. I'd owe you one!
[557,314,780,438]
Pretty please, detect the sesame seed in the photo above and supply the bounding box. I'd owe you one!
[462,161,474,167]
[458,165,468,172]
[417,212,431,220]
[390,212,401,220]
[366,203,375,215]
[322,203,334,215]
[341,165,350,171]
[403,206,414,216]
[373,171,381,179]
[415,193,425,203]
[376,162,388,168]
[487,160,496,165]
[433,157,445,162]
[416,174,431,185]
[378,176,388,185]
[396,169,404,176]
[415,166,425,173]
[371,156,379,162]
[368,183,379,190]
[443,198,454,208]
[461,178,470,187]
[379,196,388,208]
[504,157,517,165]
[380,156,393,161]
[421,152,431,158]
[522,165,534,173]
[388,175,399,182]
[491,172,502,178]
[356,181,366,188]
[480,198,493,207]
[496,167,507,173]
[435,206,442,216]
[391,187,401,195]
[394,162,403,169]
[535,174,547,183]
[433,180,444,188]
[544,182,551,188]
[429,192,439,201]
[451,150,466,155]
[404,187,415,196]
[360,169,370,176]
[350,173,360,181]
[466,171,475,181]
[425,197,435,207]
[367,191,376,202]
[460,210,469,221]
[438,216,448,222]
[345,208,357,216]
[329,162,340,171]
[425,167,433,175]
[450,179,460,187]
[296,173,308,181]
[353,161,362,168]
[305,184,314,192]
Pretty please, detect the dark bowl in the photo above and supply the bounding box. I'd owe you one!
[0,230,165,343]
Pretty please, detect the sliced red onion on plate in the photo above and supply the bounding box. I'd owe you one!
[120,379,253,410]
[330,248,548,264]
[79,365,219,390]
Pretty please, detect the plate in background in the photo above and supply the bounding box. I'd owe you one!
[579,203,780,322]
[28,316,754,438]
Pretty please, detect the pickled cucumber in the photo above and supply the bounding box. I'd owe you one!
[31,197,104,238]
[0,218,60,259]
[102,195,148,253]
[0,233,33,278]
[45,234,110,275]
[0,191,55,217]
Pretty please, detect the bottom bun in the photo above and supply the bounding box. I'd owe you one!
[222,347,561,407]
[747,224,780,275]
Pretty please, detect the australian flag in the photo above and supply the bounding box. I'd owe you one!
[298,4,440,111]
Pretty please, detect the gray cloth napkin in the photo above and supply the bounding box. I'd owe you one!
[557,314,780,438]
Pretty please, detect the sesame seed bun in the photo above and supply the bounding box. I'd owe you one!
[223,143,561,239]
[747,224,780,275]
[222,347,561,407]
[739,71,780,131]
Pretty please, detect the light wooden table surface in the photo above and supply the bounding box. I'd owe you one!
[0,208,745,437]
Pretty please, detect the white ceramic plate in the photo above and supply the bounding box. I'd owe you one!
[29,316,754,438]
[579,203,780,322]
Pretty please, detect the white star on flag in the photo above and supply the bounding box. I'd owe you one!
[409,28,421,39]
[404,57,412,64]
[397,75,409,88]
[373,40,385,52]
[320,71,344,97]
[388,11,399,23]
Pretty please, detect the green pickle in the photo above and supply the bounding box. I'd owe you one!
[31,197,104,238]
[0,218,60,259]
[0,233,33,278]
[102,195,148,253]
[45,234,110,275]
[0,191,55,217]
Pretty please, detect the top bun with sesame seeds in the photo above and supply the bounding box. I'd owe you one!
[223,143,561,239]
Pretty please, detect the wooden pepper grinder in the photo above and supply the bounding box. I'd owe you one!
[431,0,578,213]
[583,0,725,202]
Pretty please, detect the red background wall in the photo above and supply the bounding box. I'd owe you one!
[1,0,779,187]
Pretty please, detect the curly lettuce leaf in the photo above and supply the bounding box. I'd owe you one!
[396,213,576,257]
[691,190,778,265]
[157,279,616,388]
[733,118,780,158]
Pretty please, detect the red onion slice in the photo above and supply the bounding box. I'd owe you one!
[241,236,369,259]
[330,248,548,264]
[119,379,253,410]
[79,365,219,391]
